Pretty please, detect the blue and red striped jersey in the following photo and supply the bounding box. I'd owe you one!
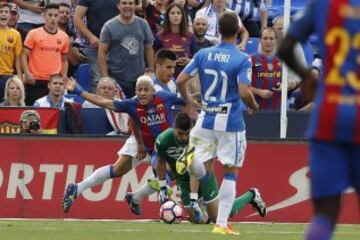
[250,53,282,110]
[113,91,185,152]
[289,0,360,143]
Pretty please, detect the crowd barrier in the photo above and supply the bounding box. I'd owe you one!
[0,136,357,223]
[0,107,310,138]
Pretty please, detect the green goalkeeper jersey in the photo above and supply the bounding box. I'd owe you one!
[155,128,190,183]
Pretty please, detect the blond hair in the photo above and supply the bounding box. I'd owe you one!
[4,76,26,106]
[135,75,154,88]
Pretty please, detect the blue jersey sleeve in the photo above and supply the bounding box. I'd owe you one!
[182,51,201,76]
[237,56,252,85]
[161,91,185,106]
[113,99,132,113]
[288,0,316,43]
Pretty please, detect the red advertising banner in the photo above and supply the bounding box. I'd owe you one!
[0,107,59,134]
[0,137,358,223]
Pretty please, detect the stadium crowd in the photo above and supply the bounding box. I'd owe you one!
[0,0,320,135]
[2,1,358,239]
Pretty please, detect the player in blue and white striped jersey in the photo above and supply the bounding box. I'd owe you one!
[177,11,259,235]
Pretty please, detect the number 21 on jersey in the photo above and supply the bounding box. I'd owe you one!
[204,68,228,102]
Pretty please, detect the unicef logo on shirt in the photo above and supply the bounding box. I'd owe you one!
[121,37,139,55]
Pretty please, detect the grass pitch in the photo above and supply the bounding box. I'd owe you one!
[0,220,359,240]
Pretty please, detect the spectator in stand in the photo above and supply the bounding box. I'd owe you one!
[250,27,281,110]
[58,2,73,35]
[152,49,177,93]
[187,15,212,97]
[186,0,207,21]
[190,15,213,55]
[288,66,321,112]
[173,0,192,31]
[19,109,43,134]
[33,74,73,107]
[68,0,87,48]
[0,2,23,102]
[8,3,19,29]
[227,0,268,37]
[155,3,192,78]
[82,77,130,135]
[22,4,69,106]
[98,0,154,99]
[73,0,119,92]
[142,0,168,35]
[0,76,26,107]
[58,2,86,76]
[5,3,28,44]
[195,0,249,50]
[13,0,44,38]
[82,77,120,107]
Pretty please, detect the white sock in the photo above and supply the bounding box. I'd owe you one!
[189,158,206,179]
[216,179,236,228]
[132,182,156,204]
[77,165,112,196]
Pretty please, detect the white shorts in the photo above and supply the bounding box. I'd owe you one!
[117,135,151,168]
[189,124,247,167]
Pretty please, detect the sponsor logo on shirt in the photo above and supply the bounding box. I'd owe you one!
[7,36,14,44]
[140,113,167,126]
[202,105,228,114]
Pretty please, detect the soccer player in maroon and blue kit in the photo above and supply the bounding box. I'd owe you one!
[61,75,184,214]
[278,0,360,239]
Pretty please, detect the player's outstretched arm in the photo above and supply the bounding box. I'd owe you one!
[66,77,115,111]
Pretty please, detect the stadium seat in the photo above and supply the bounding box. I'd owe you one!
[76,63,91,92]
[80,108,113,134]
[245,38,259,55]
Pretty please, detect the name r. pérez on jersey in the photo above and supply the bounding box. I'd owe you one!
[207,52,231,63]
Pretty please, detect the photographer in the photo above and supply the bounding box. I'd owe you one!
[19,109,43,134]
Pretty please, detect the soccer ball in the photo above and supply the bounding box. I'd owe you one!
[159,200,183,224]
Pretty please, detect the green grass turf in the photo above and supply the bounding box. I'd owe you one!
[0,220,359,240]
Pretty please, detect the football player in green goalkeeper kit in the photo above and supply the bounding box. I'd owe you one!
[131,112,267,223]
